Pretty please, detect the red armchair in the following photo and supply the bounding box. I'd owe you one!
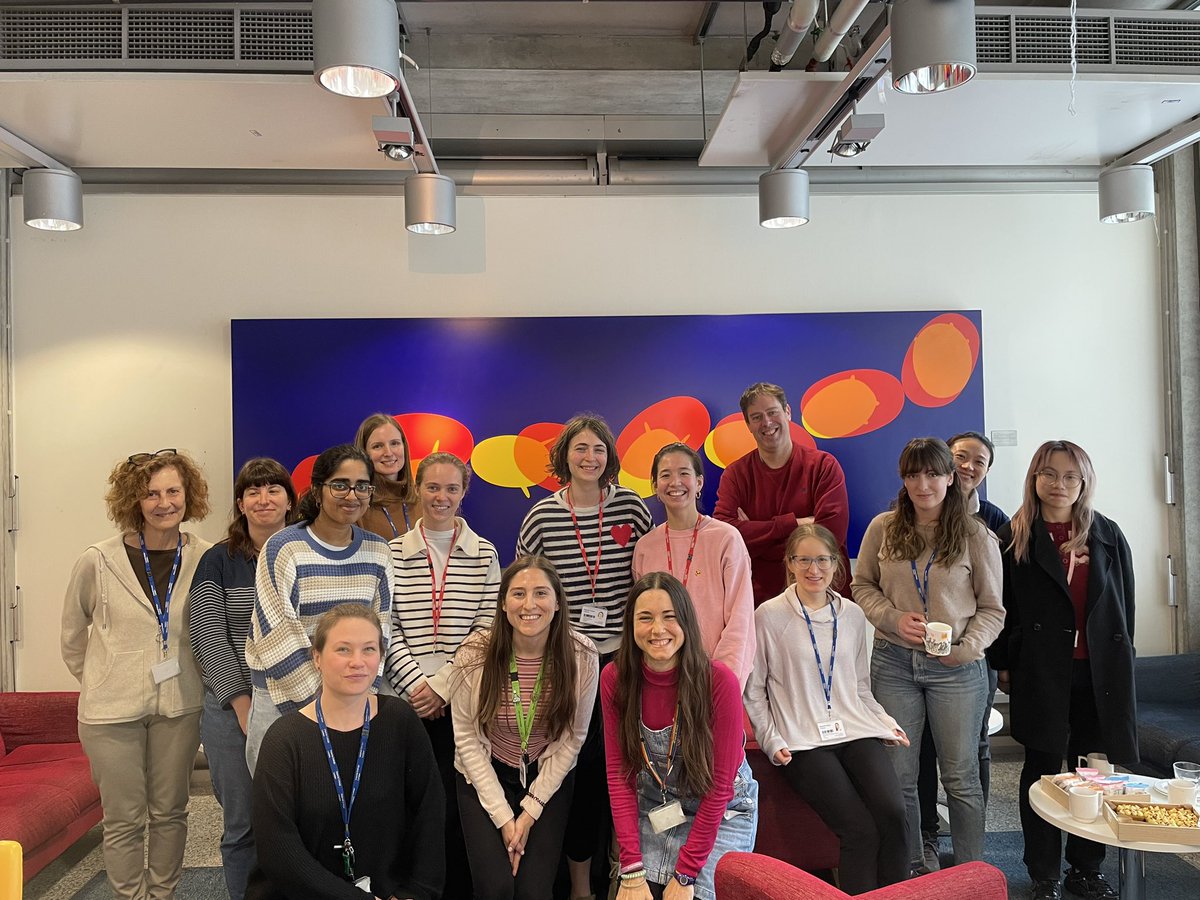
[715,852,1008,900]
[0,692,102,881]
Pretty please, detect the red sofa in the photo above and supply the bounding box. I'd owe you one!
[716,852,1008,900]
[0,692,102,882]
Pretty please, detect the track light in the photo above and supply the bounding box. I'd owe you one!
[831,113,885,158]
[312,0,401,99]
[891,0,977,94]
[405,173,457,235]
[374,115,415,162]
[23,168,83,231]
[382,144,414,161]
[758,169,810,229]
[1098,164,1155,224]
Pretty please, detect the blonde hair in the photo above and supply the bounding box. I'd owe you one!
[1008,440,1096,563]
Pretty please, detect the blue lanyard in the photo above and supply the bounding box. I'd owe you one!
[138,532,182,655]
[797,595,837,718]
[910,550,937,616]
[316,695,371,881]
[380,503,411,538]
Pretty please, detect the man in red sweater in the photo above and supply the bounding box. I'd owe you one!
[714,382,851,603]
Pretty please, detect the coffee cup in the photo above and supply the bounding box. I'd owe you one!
[1168,778,1197,805]
[1077,753,1114,775]
[923,622,952,656]
[1068,786,1102,822]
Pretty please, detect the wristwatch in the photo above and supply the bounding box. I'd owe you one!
[673,871,697,886]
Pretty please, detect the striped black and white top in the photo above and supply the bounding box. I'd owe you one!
[188,540,256,708]
[385,516,500,701]
[516,485,653,653]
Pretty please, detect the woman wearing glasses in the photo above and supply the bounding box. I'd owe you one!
[988,441,1134,900]
[61,449,211,900]
[851,437,1004,871]
[355,413,418,541]
[244,444,393,774]
[385,451,501,900]
[746,524,909,894]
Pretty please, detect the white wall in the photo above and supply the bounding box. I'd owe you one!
[8,189,1165,689]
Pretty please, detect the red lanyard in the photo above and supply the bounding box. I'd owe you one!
[664,517,702,589]
[566,487,603,600]
[420,522,459,641]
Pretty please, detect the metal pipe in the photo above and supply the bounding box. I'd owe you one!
[813,0,873,62]
[771,0,821,67]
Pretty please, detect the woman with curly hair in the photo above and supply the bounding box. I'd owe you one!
[451,556,598,900]
[354,413,418,541]
[61,448,212,900]
[603,572,757,900]
[851,437,1004,870]
[189,457,297,900]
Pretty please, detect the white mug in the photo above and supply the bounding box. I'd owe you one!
[1068,786,1102,822]
[923,621,952,656]
[1167,778,1197,806]
[1077,753,1114,775]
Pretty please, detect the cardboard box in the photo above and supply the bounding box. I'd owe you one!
[1103,799,1200,846]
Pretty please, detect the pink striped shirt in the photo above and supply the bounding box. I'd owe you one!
[490,655,553,768]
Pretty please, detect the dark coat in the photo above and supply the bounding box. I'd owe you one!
[987,512,1138,763]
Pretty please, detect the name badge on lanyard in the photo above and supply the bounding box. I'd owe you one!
[139,531,183,682]
[317,694,371,884]
[641,707,686,833]
[798,594,843,741]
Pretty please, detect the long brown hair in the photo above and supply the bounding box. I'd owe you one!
[355,413,418,505]
[613,572,713,798]
[1008,440,1096,563]
[463,556,588,741]
[226,457,298,560]
[882,437,977,564]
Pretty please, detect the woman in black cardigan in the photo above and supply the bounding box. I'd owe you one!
[988,440,1135,900]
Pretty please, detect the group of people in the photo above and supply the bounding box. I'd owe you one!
[59,381,1136,900]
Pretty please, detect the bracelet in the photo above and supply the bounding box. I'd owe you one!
[618,868,647,882]
[525,789,546,808]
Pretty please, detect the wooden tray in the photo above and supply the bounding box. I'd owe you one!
[1103,798,1200,846]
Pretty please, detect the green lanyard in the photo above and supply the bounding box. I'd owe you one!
[509,653,545,788]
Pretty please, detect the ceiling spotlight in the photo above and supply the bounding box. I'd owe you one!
[1098,164,1155,224]
[405,173,457,235]
[373,115,415,162]
[313,0,401,99]
[892,0,977,94]
[832,113,885,158]
[382,144,414,162]
[23,168,83,231]
[758,169,810,229]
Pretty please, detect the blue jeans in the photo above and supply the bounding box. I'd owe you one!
[243,684,282,776]
[870,640,987,866]
[202,690,255,900]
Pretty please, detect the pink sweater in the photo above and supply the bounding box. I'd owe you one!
[601,660,745,879]
[632,517,756,687]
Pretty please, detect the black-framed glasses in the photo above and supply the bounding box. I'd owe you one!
[1036,470,1083,489]
[128,448,176,465]
[787,555,835,571]
[322,479,375,498]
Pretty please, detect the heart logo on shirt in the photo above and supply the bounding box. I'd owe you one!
[611,524,633,547]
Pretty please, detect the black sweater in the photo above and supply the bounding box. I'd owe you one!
[247,695,445,900]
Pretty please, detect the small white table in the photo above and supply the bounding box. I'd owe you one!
[1027,781,1197,900]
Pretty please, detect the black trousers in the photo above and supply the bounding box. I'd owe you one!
[780,739,910,895]
[457,760,575,900]
[919,665,998,833]
[425,711,473,900]
[563,653,613,875]
[1018,660,1107,882]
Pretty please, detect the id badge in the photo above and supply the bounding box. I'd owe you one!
[578,605,608,628]
[353,876,371,893]
[415,652,448,679]
[151,656,181,684]
[817,719,846,742]
[647,799,687,834]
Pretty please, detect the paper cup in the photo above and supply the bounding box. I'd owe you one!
[923,621,952,656]
[1068,786,1102,822]
[1168,778,1198,805]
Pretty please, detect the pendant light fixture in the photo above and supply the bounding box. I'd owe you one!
[405,173,457,235]
[23,168,83,231]
[891,0,977,95]
[1098,165,1155,224]
[313,0,401,99]
[759,169,810,229]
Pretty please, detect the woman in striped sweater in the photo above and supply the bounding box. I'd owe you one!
[386,450,501,900]
[189,457,296,900]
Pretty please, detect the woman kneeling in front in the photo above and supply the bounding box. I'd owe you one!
[248,604,444,900]
[603,572,758,900]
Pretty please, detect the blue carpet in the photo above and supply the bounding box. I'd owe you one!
[71,868,225,899]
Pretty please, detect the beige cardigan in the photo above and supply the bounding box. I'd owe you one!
[61,532,211,725]
[450,629,598,827]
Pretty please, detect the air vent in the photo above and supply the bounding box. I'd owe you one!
[241,10,313,62]
[128,10,236,60]
[1115,20,1200,66]
[1014,16,1111,65]
[0,9,122,60]
[976,16,1013,65]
